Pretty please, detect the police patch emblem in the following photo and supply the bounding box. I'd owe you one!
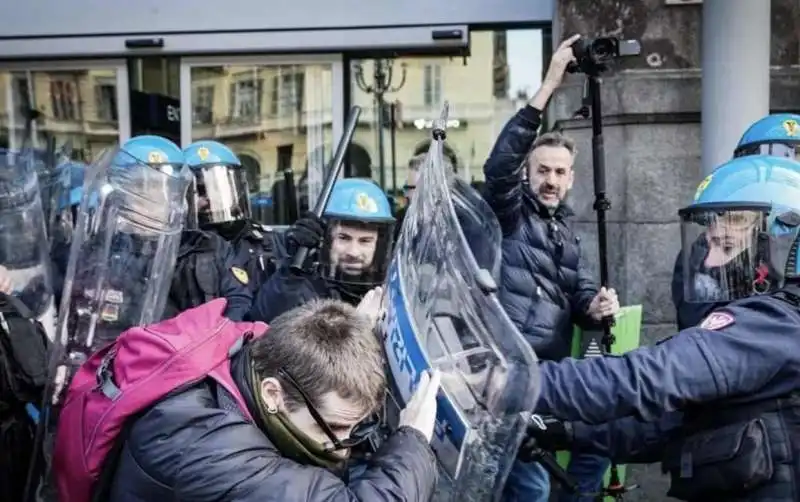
[694,174,713,201]
[783,119,799,137]
[197,146,210,161]
[147,150,164,164]
[355,192,378,213]
[100,304,120,322]
[699,311,735,331]
[231,266,249,285]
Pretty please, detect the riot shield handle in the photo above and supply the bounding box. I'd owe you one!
[289,105,362,272]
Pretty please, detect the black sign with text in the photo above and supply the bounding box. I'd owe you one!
[129,90,180,143]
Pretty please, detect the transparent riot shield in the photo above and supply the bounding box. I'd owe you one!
[0,149,55,335]
[52,145,192,397]
[26,145,193,501]
[381,104,540,502]
[35,142,75,247]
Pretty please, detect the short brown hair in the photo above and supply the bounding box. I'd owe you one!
[530,131,577,157]
[250,299,386,413]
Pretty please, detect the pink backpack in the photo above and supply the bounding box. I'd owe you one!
[52,298,267,502]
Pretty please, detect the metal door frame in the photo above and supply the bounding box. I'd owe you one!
[0,59,130,145]
[178,53,344,148]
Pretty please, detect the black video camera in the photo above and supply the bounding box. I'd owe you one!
[567,37,642,75]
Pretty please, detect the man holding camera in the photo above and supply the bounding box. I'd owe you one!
[482,34,619,502]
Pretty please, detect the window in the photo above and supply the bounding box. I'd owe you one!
[423,64,443,108]
[270,72,305,117]
[51,79,79,121]
[94,78,118,122]
[229,79,262,122]
[11,74,32,119]
[193,85,214,124]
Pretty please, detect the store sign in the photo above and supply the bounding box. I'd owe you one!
[413,118,461,130]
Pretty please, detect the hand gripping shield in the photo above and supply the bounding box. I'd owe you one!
[381,104,540,502]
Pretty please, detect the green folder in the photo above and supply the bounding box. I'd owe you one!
[555,305,643,501]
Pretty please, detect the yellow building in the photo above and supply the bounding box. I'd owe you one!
[0,30,521,193]
[0,68,120,161]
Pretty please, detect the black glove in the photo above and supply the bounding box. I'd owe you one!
[287,212,326,251]
[517,415,579,494]
[518,415,573,460]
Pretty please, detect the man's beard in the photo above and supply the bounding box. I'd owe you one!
[537,185,561,207]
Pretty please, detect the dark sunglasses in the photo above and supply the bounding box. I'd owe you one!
[278,368,379,452]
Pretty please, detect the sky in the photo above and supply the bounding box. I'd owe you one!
[506,29,543,100]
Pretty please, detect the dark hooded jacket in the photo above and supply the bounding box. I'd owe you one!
[108,348,438,502]
[483,105,600,361]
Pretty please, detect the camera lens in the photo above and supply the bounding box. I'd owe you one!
[590,39,614,58]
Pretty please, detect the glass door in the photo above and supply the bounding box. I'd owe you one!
[0,59,130,163]
[179,55,344,225]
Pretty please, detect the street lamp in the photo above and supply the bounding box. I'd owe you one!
[353,59,407,191]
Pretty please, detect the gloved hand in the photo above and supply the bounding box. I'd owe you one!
[518,415,573,461]
[287,212,326,252]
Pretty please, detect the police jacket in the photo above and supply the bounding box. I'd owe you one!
[483,105,599,361]
[249,267,350,323]
[108,351,437,502]
[164,230,252,321]
[228,222,290,293]
[536,285,800,501]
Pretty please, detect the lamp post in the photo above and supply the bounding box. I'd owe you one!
[353,59,407,191]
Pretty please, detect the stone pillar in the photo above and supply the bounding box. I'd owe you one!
[701,0,771,174]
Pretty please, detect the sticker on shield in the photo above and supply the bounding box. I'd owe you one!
[699,311,735,331]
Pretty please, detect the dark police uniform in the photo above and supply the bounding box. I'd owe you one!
[250,266,356,323]
[535,286,800,501]
[164,229,253,321]
[223,221,289,295]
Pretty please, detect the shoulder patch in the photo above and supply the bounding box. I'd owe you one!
[699,311,735,331]
[231,266,249,285]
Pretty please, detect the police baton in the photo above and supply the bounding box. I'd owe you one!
[289,105,362,272]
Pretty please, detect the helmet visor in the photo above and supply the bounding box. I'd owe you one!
[680,204,770,303]
[734,142,800,160]
[192,164,251,225]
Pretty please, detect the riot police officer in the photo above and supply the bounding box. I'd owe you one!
[183,140,288,294]
[671,113,800,329]
[525,154,800,501]
[0,148,54,501]
[58,135,194,352]
[250,178,395,323]
[734,113,800,159]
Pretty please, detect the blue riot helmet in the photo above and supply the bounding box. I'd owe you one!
[320,178,395,289]
[734,113,800,160]
[107,135,187,229]
[679,155,800,303]
[183,140,251,227]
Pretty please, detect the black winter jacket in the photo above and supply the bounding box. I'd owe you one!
[483,105,600,361]
[108,353,438,502]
